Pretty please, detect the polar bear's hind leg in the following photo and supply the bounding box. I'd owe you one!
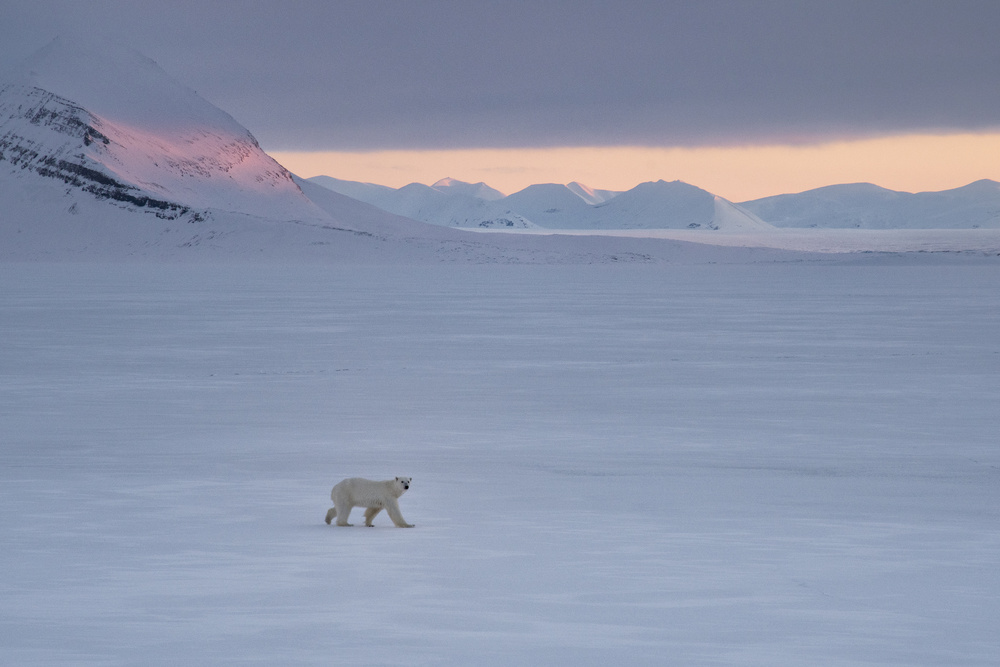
[324,507,337,525]
[335,504,354,526]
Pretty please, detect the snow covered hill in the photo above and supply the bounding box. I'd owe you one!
[309,172,1000,232]
[500,183,596,228]
[741,180,1000,229]
[566,181,620,205]
[431,177,505,201]
[0,36,331,223]
[306,175,537,229]
[310,176,772,231]
[503,179,774,231]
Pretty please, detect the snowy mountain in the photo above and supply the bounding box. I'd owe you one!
[0,36,327,222]
[315,170,1000,231]
[566,181,621,205]
[310,176,771,231]
[741,180,1000,229]
[501,183,596,228]
[503,179,774,231]
[306,175,537,229]
[431,177,505,201]
[597,180,772,231]
[304,175,397,206]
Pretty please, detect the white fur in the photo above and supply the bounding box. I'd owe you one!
[324,476,414,527]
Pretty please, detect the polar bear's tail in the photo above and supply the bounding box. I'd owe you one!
[324,507,336,525]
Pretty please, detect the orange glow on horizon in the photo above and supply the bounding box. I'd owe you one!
[269,132,1000,202]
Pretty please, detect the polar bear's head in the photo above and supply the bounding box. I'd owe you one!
[394,476,412,494]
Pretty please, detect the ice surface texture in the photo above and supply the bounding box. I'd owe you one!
[2,263,998,665]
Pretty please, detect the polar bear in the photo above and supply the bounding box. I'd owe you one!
[324,476,414,527]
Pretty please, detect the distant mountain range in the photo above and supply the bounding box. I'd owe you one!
[307,175,537,229]
[740,180,1000,229]
[309,176,774,231]
[310,174,1000,230]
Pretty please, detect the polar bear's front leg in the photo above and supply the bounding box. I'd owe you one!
[364,506,382,527]
[384,498,414,528]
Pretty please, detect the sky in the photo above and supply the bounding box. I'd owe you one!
[3,0,1000,200]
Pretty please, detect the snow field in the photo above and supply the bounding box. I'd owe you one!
[1,262,999,665]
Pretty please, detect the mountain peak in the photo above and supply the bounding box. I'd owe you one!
[566,181,620,205]
[12,35,243,135]
[954,178,1000,193]
[431,177,505,200]
[1,38,321,220]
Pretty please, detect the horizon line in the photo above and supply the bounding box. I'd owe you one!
[269,132,1000,202]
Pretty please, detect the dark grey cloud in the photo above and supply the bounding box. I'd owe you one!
[3,0,1000,150]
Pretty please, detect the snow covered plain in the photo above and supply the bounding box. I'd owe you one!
[472,226,1000,255]
[2,261,999,665]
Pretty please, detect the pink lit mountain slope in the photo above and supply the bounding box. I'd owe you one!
[0,36,325,222]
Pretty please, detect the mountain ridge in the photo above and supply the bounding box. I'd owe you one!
[310,176,774,231]
[306,175,537,229]
[740,179,1000,229]
[310,173,1000,230]
[1,36,324,222]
